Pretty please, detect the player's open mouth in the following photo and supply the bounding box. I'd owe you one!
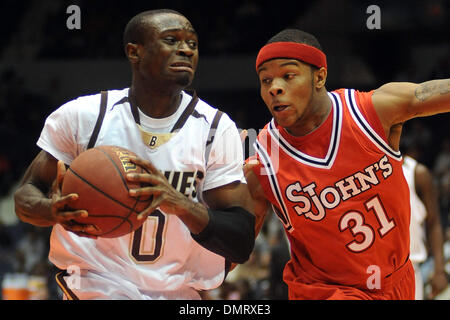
[273,105,289,112]
[169,62,193,72]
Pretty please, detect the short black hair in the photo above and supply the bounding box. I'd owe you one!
[267,29,323,52]
[123,9,184,49]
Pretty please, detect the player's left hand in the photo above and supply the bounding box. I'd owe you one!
[51,160,98,239]
[126,156,190,219]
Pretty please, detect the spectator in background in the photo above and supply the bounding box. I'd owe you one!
[434,139,450,233]
[224,228,271,299]
[267,227,289,299]
[14,225,49,275]
[402,145,448,299]
[441,170,450,222]
[216,211,290,300]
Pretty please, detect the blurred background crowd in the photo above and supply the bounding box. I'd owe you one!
[0,0,449,300]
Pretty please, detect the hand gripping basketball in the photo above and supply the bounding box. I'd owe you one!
[51,160,98,238]
[61,145,153,238]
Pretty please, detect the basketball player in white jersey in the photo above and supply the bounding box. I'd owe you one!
[402,147,448,299]
[13,9,255,300]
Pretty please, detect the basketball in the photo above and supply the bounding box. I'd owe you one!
[61,145,152,238]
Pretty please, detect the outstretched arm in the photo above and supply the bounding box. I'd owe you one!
[372,79,450,150]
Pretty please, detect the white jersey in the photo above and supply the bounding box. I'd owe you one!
[402,156,427,263]
[37,88,245,299]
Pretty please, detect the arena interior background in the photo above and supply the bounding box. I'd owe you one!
[0,0,448,300]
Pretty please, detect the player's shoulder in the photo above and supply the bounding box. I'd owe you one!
[330,88,347,96]
[60,88,128,111]
[187,91,234,129]
[329,88,374,100]
[404,156,431,180]
[403,155,417,166]
[414,160,431,179]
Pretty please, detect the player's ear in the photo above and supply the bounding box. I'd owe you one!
[314,67,327,89]
[125,43,140,64]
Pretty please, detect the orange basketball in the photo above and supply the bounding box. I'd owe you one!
[61,145,151,238]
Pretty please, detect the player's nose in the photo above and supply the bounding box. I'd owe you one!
[176,42,195,57]
[269,79,285,96]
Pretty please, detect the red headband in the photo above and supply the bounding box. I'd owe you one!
[256,42,327,70]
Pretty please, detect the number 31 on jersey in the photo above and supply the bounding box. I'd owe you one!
[339,196,395,253]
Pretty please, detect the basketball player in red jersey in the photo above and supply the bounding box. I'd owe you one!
[245,29,450,300]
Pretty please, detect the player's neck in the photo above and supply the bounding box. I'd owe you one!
[287,89,332,137]
[130,81,183,119]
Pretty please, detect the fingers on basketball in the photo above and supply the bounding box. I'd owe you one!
[61,145,153,238]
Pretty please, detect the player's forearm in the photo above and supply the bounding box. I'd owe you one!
[14,183,54,227]
[176,198,210,234]
[190,206,255,264]
[373,79,450,127]
[412,79,450,117]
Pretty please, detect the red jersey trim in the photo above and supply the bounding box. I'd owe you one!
[345,89,402,161]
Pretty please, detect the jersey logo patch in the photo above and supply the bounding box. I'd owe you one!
[137,125,175,149]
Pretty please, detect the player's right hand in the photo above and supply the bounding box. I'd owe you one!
[50,160,98,239]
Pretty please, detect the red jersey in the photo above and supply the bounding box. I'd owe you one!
[253,89,413,297]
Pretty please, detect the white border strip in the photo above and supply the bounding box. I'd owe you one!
[345,89,402,161]
[267,91,342,169]
[254,140,293,232]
